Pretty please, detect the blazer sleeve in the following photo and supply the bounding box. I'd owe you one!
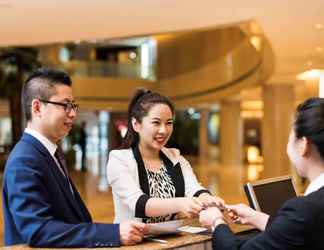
[213,198,313,250]
[179,155,210,197]
[106,150,149,218]
[3,157,120,248]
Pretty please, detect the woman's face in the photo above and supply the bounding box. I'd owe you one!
[287,129,307,177]
[133,103,174,152]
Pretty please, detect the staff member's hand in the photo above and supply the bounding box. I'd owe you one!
[119,221,147,245]
[226,204,269,231]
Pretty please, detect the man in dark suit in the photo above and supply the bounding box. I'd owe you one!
[2,68,147,247]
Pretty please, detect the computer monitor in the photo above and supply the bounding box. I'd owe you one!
[243,175,297,216]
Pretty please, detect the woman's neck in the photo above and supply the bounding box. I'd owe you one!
[138,143,159,160]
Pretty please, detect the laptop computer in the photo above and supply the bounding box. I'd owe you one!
[234,175,298,238]
[243,175,298,216]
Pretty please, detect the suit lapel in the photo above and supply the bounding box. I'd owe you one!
[69,181,92,221]
[132,145,150,195]
[22,133,88,221]
[48,159,86,221]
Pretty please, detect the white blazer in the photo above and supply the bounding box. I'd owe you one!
[106,146,209,223]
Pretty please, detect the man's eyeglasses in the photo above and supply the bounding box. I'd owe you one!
[39,99,79,113]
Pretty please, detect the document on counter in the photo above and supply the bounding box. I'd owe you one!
[146,219,184,235]
[177,225,208,234]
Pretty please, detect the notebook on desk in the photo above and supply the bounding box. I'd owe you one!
[243,175,297,217]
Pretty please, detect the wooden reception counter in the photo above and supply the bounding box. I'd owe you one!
[0,233,212,250]
[0,222,253,250]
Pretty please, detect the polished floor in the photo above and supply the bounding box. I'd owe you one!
[0,161,304,246]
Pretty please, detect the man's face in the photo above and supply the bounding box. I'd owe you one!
[39,84,77,143]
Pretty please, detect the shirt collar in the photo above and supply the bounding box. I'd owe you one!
[25,128,58,157]
[304,172,324,196]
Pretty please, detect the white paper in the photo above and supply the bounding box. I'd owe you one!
[177,225,208,234]
[146,219,184,235]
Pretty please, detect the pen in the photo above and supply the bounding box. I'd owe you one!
[146,237,168,244]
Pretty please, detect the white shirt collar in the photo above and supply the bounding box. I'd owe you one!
[304,172,324,196]
[24,128,58,157]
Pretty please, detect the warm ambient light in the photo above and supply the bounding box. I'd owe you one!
[296,69,324,80]
[250,36,262,51]
[296,69,324,97]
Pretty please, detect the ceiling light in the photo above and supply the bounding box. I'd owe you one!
[316,46,323,53]
[250,36,262,51]
[297,69,324,98]
[314,24,323,30]
[129,51,137,60]
[296,69,324,80]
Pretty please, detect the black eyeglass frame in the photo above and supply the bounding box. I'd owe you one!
[39,99,79,113]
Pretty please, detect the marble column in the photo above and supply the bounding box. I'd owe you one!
[219,100,243,167]
[199,108,209,165]
[261,84,294,178]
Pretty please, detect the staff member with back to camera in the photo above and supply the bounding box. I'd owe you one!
[200,97,324,250]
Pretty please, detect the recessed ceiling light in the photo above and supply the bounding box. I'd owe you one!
[316,46,323,53]
[314,24,323,30]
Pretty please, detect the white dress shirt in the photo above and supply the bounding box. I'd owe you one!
[24,128,65,177]
[304,172,324,196]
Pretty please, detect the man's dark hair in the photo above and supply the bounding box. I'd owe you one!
[21,68,72,121]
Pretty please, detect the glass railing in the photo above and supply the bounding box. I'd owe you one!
[61,61,156,81]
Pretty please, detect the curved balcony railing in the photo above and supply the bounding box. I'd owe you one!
[61,61,156,81]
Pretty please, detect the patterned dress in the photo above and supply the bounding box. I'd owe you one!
[144,162,176,223]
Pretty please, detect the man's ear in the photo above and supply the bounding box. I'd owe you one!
[31,99,42,117]
[298,137,310,156]
[131,117,140,133]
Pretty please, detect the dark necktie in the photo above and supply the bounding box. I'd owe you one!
[54,148,69,178]
[54,147,74,194]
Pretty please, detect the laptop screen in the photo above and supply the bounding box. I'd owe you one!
[244,176,297,216]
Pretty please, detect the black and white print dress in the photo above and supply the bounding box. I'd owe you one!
[144,162,176,223]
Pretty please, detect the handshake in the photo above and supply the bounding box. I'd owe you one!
[183,194,266,232]
[118,194,267,246]
[198,196,269,232]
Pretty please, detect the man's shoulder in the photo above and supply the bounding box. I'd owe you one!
[5,136,46,173]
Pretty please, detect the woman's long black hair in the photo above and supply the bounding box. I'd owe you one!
[120,88,175,149]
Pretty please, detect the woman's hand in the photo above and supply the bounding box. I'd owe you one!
[198,193,225,209]
[180,197,204,218]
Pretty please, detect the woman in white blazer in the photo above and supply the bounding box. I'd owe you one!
[107,89,224,223]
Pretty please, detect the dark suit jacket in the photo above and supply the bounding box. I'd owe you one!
[2,133,120,247]
[213,186,324,250]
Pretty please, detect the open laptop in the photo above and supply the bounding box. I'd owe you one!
[243,175,298,216]
[234,175,298,239]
